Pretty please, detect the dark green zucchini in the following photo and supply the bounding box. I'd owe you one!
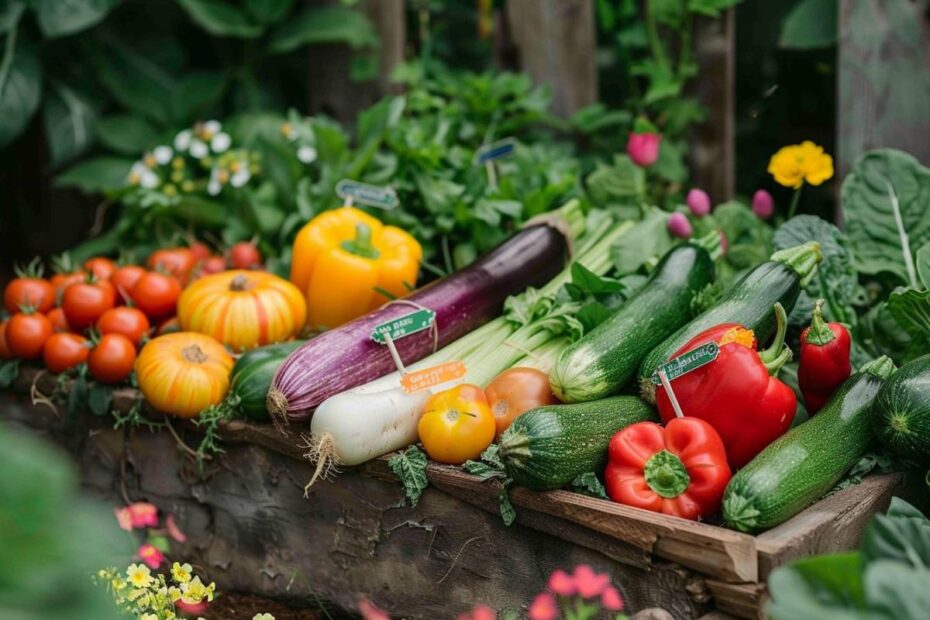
[639,242,822,400]
[499,396,658,491]
[722,356,895,533]
[549,242,715,402]
[230,340,304,420]
[872,353,930,464]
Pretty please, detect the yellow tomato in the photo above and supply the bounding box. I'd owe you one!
[418,384,495,465]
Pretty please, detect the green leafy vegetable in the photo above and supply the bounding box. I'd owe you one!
[388,445,429,507]
[610,207,673,275]
[569,472,608,499]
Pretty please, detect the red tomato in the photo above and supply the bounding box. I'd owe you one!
[0,321,13,359]
[50,271,86,298]
[110,265,147,303]
[6,312,53,359]
[484,367,559,439]
[131,272,181,320]
[96,306,150,346]
[47,307,70,333]
[61,279,116,331]
[229,241,262,269]
[147,247,196,282]
[189,242,212,262]
[4,276,55,314]
[43,333,90,374]
[156,316,181,335]
[88,333,136,383]
[83,257,117,281]
[199,256,228,276]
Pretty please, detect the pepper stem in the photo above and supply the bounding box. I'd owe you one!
[341,223,380,260]
[644,450,690,498]
[805,299,835,346]
[759,302,793,374]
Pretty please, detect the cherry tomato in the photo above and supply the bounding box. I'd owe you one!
[83,257,117,281]
[131,272,181,320]
[6,312,53,359]
[0,321,13,360]
[110,265,147,303]
[156,316,181,335]
[4,276,55,314]
[189,242,212,262]
[61,279,116,331]
[50,271,86,299]
[88,333,136,384]
[147,247,196,282]
[229,241,262,269]
[96,306,150,346]
[199,255,227,276]
[485,367,559,439]
[43,333,90,373]
[47,307,70,333]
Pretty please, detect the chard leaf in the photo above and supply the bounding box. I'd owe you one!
[569,472,608,499]
[886,288,930,360]
[767,553,867,620]
[861,498,930,569]
[585,154,644,216]
[916,242,930,290]
[388,445,429,507]
[863,561,930,620]
[610,207,673,276]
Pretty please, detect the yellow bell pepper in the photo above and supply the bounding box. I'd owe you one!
[290,206,422,329]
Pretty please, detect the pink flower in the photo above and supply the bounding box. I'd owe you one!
[667,213,693,239]
[175,600,209,615]
[627,132,661,167]
[719,230,728,255]
[115,507,133,531]
[686,189,711,216]
[528,592,558,620]
[116,503,159,530]
[166,514,187,543]
[601,586,624,611]
[457,604,496,620]
[358,599,391,620]
[137,543,165,569]
[547,569,576,596]
[572,565,610,599]
[752,189,775,219]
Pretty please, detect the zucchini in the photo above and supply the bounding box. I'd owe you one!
[638,242,822,401]
[230,340,305,420]
[499,396,658,491]
[549,242,715,403]
[722,356,895,533]
[872,353,930,464]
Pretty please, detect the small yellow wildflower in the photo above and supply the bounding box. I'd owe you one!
[172,156,185,169]
[163,184,177,197]
[171,562,193,584]
[181,576,213,604]
[281,122,294,139]
[253,614,276,620]
[126,564,152,589]
[141,614,158,620]
[767,141,834,189]
[168,585,182,602]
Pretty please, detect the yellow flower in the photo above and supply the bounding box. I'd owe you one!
[168,586,182,602]
[141,614,158,620]
[126,564,153,589]
[767,141,834,188]
[253,614,276,620]
[181,576,210,604]
[171,562,193,584]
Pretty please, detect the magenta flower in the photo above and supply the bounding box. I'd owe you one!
[457,604,496,620]
[752,189,775,219]
[528,592,558,620]
[115,502,159,531]
[165,514,187,543]
[686,189,711,216]
[627,132,661,167]
[601,585,624,611]
[572,565,610,599]
[667,213,693,239]
[547,569,576,596]
[137,543,165,569]
[358,599,391,620]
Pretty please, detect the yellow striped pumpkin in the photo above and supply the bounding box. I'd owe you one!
[177,270,306,351]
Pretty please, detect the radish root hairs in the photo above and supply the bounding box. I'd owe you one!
[302,432,342,496]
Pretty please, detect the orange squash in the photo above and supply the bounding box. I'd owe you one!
[177,270,306,351]
[135,332,233,418]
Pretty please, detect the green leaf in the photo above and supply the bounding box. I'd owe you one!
[0,39,42,150]
[0,360,19,389]
[462,460,506,481]
[586,154,645,211]
[610,207,673,275]
[244,0,293,24]
[569,472,608,499]
[388,445,429,507]
[95,114,161,154]
[651,138,688,184]
[94,43,175,125]
[863,561,930,620]
[886,288,930,353]
[268,6,377,53]
[0,2,25,32]
[171,71,228,124]
[841,149,930,288]
[651,0,685,28]
[55,156,133,193]
[575,303,612,334]
[570,262,624,295]
[916,242,930,290]
[32,0,120,38]
[176,0,262,37]
[43,84,96,166]
[66,374,89,420]
[861,497,930,569]
[687,0,741,17]
[499,486,516,526]
[779,0,837,50]
[87,383,113,417]
[167,197,228,227]
[767,553,868,620]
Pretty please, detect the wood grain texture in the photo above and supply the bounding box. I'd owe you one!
[838,0,930,181]
[704,581,766,620]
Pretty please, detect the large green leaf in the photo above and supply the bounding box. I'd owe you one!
[42,84,96,166]
[767,553,868,620]
[916,241,930,290]
[0,40,42,149]
[268,6,377,53]
[170,71,228,124]
[32,0,121,38]
[861,497,930,568]
[0,2,25,32]
[863,561,930,620]
[55,156,133,193]
[688,0,741,17]
[841,149,930,288]
[610,207,673,275]
[95,114,161,154]
[780,0,837,50]
[244,0,293,24]
[167,196,228,227]
[176,0,262,38]
[94,42,175,125]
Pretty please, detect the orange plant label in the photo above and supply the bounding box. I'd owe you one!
[401,361,467,393]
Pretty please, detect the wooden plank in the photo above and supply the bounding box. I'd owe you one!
[838,0,930,182]
[691,8,736,201]
[705,580,766,620]
[504,0,597,116]
[755,473,902,578]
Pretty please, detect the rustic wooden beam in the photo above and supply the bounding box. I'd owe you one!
[704,580,765,620]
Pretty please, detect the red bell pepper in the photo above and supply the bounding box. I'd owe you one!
[798,299,851,415]
[605,417,731,521]
[655,303,796,469]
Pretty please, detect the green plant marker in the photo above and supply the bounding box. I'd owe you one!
[651,341,719,385]
[371,308,436,344]
[335,179,398,210]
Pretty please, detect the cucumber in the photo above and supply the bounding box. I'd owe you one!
[549,242,715,403]
[499,396,658,491]
[230,340,305,420]
[722,356,895,533]
[638,242,822,400]
[872,353,930,464]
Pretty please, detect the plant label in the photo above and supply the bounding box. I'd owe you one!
[475,138,517,164]
[371,309,436,344]
[336,179,399,210]
[401,361,466,393]
[651,342,719,385]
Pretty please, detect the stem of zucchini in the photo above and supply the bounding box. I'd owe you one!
[759,303,792,375]
[770,241,822,286]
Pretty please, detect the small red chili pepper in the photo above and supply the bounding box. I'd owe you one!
[655,303,797,469]
[798,299,851,415]
[605,417,731,521]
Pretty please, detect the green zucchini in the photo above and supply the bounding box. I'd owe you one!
[872,353,930,464]
[638,242,822,400]
[722,356,895,533]
[499,396,658,491]
[230,340,304,420]
[549,242,715,403]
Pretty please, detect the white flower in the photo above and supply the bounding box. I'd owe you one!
[230,167,251,188]
[211,132,231,153]
[297,146,317,164]
[202,120,221,137]
[190,140,209,159]
[129,162,160,189]
[207,180,222,196]
[153,145,173,165]
[174,129,192,152]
